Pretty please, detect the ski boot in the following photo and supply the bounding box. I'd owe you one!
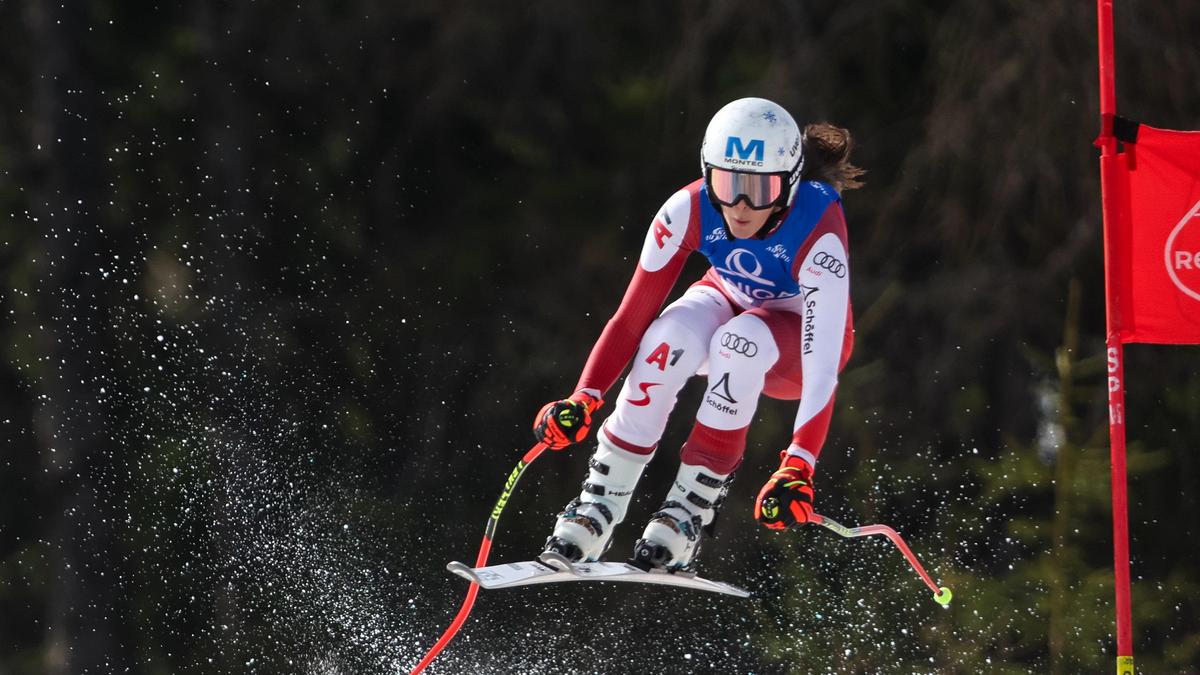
[632,462,730,571]
[543,435,653,562]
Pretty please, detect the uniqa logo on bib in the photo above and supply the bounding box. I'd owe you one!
[1165,199,1200,302]
[717,249,774,287]
[715,249,797,301]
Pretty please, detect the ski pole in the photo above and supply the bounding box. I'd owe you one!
[808,512,953,607]
[409,442,549,675]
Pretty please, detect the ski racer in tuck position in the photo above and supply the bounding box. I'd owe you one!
[533,97,865,570]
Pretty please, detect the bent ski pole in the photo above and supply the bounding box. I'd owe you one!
[809,512,953,607]
[409,442,549,675]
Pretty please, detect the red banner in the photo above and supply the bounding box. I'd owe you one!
[1110,124,1200,344]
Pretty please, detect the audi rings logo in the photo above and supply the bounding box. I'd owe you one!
[813,251,846,278]
[721,332,758,357]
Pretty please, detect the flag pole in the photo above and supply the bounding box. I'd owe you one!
[1096,1,1135,673]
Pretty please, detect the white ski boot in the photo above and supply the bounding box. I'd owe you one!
[543,436,653,562]
[632,462,730,571]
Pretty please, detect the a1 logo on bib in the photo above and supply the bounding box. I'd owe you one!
[1166,200,1200,302]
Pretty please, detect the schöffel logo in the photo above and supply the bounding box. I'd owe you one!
[709,372,738,404]
[725,136,765,167]
[1166,202,1200,302]
[800,285,819,355]
[706,372,738,416]
[812,251,847,278]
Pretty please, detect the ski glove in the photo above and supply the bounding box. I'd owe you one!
[533,391,604,450]
[754,456,815,530]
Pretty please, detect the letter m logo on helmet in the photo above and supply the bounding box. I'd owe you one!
[725,136,764,162]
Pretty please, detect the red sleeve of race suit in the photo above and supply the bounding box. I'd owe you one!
[574,183,702,396]
[784,201,854,470]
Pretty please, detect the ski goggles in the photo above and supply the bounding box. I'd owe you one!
[706,167,787,210]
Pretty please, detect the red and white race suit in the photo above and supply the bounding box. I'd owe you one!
[573,178,854,475]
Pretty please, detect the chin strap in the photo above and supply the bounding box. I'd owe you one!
[716,208,788,241]
[755,208,788,238]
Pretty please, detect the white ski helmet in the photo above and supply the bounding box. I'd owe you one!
[700,97,805,210]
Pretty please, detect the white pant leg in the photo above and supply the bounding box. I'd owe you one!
[695,312,781,431]
[602,286,733,449]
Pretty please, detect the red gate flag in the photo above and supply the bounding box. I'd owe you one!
[1109,122,1200,344]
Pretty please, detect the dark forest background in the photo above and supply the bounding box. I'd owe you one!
[2,2,1199,674]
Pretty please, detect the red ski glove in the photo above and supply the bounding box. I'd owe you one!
[532,391,604,450]
[754,455,815,530]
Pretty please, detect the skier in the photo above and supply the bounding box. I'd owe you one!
[533,97,864,570]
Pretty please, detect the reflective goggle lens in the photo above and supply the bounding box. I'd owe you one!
[708,168,783,209]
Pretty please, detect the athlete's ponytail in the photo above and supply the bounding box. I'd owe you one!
[801,123,865,193]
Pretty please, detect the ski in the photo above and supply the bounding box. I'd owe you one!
[445,551,751,598]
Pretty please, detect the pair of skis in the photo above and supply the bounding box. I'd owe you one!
[408,442,951,674]
[449,549,752,598]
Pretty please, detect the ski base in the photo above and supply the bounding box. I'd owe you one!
[446,551,751,598]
